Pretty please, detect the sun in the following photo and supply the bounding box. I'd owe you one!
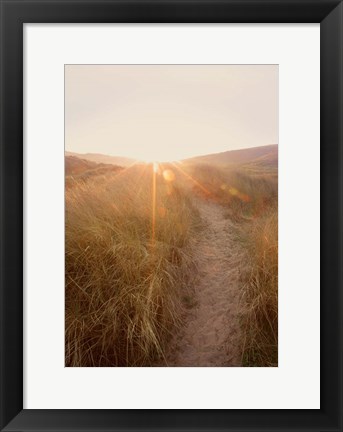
[140,156,174,164]
[140,156,159,163]
[137,150,181,164]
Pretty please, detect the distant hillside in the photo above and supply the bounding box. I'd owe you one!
[65,156,99,175]
[245,149,278,169]
[66,145,277,170]
[66,151,137,167]
[183,145,278,168]
[65,156,123,188]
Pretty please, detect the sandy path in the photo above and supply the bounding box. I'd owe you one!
[164,198,243,367]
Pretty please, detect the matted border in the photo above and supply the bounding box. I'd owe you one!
[24,26,318,410]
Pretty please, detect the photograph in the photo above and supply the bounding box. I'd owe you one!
[65,64,278,367]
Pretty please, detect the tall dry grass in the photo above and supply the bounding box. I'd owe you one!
[65,164,199,366]
[185,163,277,220]
[240,207,278,366]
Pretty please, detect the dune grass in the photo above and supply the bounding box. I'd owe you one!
[239,206,278,366]
[66,158,278,367]
[185,163,277,219]
[65,164,199,366]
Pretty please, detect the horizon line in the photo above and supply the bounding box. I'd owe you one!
[65,143,278,162]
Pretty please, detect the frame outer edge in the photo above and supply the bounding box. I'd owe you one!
[320,1,343,431]
[0,0,343,431]
[0,1,24,431]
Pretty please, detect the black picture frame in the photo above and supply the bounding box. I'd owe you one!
[0,0,342,431]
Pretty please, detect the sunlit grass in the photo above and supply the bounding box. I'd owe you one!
[239,207,278,366]
[65,164,200,366]
[65,157,278,367]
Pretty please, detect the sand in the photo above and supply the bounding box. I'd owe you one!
[163,198,244,367]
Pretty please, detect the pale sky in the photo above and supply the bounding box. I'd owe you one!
[65,65,278,162]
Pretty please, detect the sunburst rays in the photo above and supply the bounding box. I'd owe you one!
[171,162,212,196]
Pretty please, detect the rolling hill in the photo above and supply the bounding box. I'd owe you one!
[65,156,100,175]
[65,156,123,189]
[183,144,278,168]
[65,151,137,167]
[66,144,278,171]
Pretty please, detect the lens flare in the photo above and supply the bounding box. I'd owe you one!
[163,169,175,182]
[229,187,238,196]
[151,164,157,245]
[171,163,211,196]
